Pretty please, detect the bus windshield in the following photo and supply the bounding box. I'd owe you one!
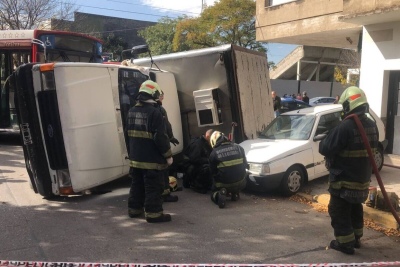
[0,30,103,132]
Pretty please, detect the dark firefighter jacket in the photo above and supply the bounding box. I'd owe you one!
[158,104,174,140]
[126,94,172,170]
[319,110,379,198]
[209,138,248,185]
[184,136,212,165]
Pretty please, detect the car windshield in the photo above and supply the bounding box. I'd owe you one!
[259,114,316,140]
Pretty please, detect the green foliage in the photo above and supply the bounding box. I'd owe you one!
[173,0,266,52]
[102,33,128,61]
[139,0,267,55]
[334,66,359,86]
[138,17,191,56]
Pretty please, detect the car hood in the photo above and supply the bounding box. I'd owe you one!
[239,139,309,163]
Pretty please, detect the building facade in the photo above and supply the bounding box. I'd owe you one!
[257,0,400,155]
[52,12,156,60]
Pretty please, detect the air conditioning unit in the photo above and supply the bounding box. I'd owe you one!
[193,88,222,127]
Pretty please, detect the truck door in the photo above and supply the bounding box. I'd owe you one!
[231,46,274,141]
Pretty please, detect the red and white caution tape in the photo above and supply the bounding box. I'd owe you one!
[1,261,400,267]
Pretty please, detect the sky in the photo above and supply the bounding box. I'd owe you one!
[76,0,298,64]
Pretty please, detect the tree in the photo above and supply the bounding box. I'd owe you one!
[137,17,191,56]
[173,0,266,52]
[102,33,128,61]
[0,0,77,30]
[138,0,267,56]
[334,49,360,86]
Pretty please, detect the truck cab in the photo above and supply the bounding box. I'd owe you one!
[14,62,183,197]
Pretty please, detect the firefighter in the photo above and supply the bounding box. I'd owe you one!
[181,129,214,193]
[319,86,379,254]
[126,80,173,223]
[156,90,180,202]
[209,131,248,208]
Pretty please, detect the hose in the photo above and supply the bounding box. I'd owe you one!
[346,114,400,227]
[383,163,400,170]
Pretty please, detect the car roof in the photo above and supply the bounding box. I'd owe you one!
[309,96,336,101]
[282,104,342,115]
[281,97,308,104]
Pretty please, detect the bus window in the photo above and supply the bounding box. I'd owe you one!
[0,29,103,132]
[0,51,31,130]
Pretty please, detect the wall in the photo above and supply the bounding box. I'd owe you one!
[256,0,361,49]
[270,79,346,99]
[359,21,400,118]
[257,0,343,26]
[52,12,156,54]
[343,0,400,16]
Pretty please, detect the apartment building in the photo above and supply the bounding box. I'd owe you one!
[256,0,400,155]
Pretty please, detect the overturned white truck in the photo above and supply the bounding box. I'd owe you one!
[13,44,274,198]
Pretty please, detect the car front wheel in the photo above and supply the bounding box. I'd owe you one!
[281,166,303,196]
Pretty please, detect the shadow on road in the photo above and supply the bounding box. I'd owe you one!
[0,132,22,146]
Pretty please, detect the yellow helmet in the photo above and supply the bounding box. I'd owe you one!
[210,131,227,148]
[169,176,178,192]
[139,80,161,99]
[339,86,368,117]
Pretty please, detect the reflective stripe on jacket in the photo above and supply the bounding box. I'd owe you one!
[209,140,248,185]
[126,100,172,170]
[319,113,379,189]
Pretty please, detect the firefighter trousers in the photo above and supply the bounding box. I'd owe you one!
[187,163,212,190]
[128,168,164,216]
[328,194,364,247]
[211,178,246,204]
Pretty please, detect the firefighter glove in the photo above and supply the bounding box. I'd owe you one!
[170,137,180,146]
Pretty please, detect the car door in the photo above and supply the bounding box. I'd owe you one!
[312,111,342,176]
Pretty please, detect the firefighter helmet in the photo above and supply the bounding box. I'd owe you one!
[169,176,178,192]
[210,131,227,148]
[338,86,368,117]
[139,80,161,99]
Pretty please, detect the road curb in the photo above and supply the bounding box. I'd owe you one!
[298,193,399,230]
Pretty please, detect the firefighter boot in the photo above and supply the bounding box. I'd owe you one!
[146,214,172,223]
[128,208,144,218]
[218,188,227,209]
[329,240,355,255]
[163,194,179,202]
[354,237,361,249]
[231,192,240,201]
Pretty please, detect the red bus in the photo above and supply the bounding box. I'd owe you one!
[0,29,103,132]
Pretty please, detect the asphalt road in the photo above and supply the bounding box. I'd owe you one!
[1,133,399,265]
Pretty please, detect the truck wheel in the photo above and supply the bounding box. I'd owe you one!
[373,145,384,172]
[281,166,303,196]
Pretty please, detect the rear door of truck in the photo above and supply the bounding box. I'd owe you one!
[231,45,274,140]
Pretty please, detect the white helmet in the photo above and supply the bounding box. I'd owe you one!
[210,131,227,148]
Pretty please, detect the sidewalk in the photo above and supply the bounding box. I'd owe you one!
[301,154,400,230]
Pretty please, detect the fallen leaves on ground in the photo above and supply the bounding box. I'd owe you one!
[290,194,400,237]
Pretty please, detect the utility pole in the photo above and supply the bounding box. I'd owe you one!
[201,0,205,13]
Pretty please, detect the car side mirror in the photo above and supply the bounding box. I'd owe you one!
[313,134,327,141]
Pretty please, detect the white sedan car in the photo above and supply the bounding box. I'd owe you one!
[239,104,387,196]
